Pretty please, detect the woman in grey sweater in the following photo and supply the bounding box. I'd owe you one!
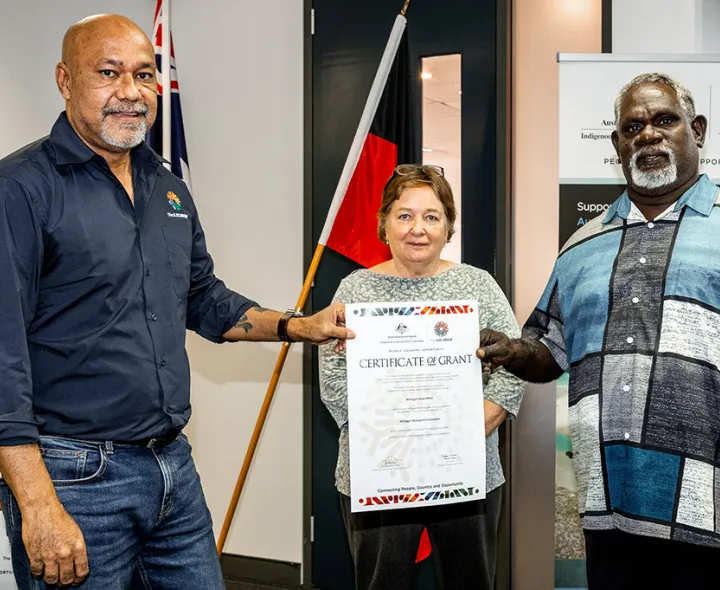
[319,165,525,590]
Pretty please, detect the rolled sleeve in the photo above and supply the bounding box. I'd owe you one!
[522,267,568,372]
[184,209,258,342]
[0,178,44,445]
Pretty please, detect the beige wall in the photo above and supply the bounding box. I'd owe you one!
[511,2,601,588]
[513,0,602,321]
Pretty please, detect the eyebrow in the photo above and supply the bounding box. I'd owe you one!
[99,58,156,70]
[396,207,442,213]
[623,109,680,122]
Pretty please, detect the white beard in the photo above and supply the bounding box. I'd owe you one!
[629,148,678,190]
[100,118,148,149]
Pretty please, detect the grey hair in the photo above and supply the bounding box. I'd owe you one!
[614,73,696,126]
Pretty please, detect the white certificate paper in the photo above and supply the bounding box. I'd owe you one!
[346,300,486,512]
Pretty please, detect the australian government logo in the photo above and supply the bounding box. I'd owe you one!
[167,191,189,219]
[359,483,482,507]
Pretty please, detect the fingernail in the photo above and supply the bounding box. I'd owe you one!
[349,331,356,338]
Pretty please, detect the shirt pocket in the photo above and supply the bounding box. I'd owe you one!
[161,225,192,300]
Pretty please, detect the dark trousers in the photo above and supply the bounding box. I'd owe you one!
[340,486,502,590]
[585,529,720,590]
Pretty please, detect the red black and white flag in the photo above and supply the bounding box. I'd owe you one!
[325,30,418,268]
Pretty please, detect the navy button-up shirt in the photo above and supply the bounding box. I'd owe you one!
[0,113,256,445]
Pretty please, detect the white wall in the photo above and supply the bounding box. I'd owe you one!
[612,0,700,54]
[701,0,720,54]
[0,2,150,154]
[0,0,305,565]
[611,0,720,54]
[171,0,305,563]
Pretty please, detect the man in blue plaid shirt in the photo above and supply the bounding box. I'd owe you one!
[480,73,720,589]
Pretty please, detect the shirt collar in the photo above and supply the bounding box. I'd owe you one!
[602,174,718,224]
[50,111,162,167]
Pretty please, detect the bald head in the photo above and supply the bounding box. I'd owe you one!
[62,15,153,72]
[56,14,158,158]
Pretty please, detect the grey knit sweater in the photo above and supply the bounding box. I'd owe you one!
[319,264,525,496]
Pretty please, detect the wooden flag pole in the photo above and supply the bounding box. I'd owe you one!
[216,244,324,555]
[216,0,413,557]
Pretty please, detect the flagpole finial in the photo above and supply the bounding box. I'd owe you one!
[400,0,412,16]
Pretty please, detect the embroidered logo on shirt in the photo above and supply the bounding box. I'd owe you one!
[167,191,182,211]
[166,191,189,219]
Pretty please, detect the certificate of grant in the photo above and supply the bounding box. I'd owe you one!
[345,300,486,513]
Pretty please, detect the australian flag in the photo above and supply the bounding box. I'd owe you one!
[146,0,192,189]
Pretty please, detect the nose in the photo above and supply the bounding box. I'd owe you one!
[116,73,142,102]
[636,123,663,146]
[411,218,425,235]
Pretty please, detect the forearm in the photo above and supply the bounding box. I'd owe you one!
[506,338,564,383]
[223,306,282,341]
[484,400,508,436]
[222,306,306,341]
[0,444,59,512]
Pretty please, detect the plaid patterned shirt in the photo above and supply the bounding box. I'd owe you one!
[526,174,720,548]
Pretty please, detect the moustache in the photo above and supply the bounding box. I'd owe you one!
[102,103,149,117]
[631,146,673,162]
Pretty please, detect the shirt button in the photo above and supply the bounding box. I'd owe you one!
[624,432,630,440]
[632,297,640,304]
[639,257,647,264]
[146,269,151,277]
[647,222,655,228]
[627,337,634,344]
[160,359,166,367]
[151,314,158,321]
[623,385,630,392]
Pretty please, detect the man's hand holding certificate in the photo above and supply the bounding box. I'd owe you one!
[346,300,486,513]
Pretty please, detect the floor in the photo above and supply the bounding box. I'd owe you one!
[225,581,299,590]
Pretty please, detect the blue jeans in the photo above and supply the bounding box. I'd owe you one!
[0,434,225,589]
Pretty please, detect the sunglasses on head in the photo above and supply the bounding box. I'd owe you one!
[394,164,445,176]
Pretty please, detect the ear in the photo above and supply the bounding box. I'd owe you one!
[56,62,71,100]
[691,115,708,148]
[611,130,620,158]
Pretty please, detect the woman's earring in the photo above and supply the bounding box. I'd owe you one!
[385,240,389,245]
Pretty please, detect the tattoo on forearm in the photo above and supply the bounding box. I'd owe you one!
[234,313,253,334]
[251,306,269,313]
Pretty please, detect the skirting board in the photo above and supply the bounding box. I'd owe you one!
[220,553,302,587]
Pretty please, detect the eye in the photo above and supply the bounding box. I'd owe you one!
[398,213,411,220]
[426,215,439,222]
[137,72,155,81]
[628,123,642,133]
[657,116,674,126]
[99,69,117,77]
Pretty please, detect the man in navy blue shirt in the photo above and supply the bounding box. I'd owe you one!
[0,14,353,589]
